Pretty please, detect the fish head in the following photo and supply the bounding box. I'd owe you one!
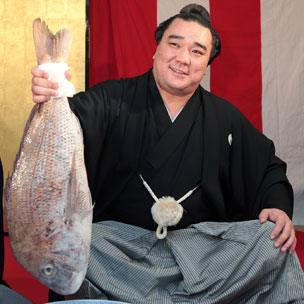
[26,216,91,295]
[35,241,88,296]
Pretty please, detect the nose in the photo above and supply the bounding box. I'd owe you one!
[176,48,191,65]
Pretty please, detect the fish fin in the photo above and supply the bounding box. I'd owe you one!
[33,18,54,64]
[52,28,72,63]
[33,18,72,64]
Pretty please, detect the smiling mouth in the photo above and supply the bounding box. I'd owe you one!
[169,66,189,76]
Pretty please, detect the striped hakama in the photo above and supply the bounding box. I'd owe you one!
[70,220,304,303]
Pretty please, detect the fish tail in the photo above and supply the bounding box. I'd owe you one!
[52,28,72,63]
[33,18,72,64]
[33,18,53,64]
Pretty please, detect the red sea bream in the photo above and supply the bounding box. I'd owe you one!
[4,19,93,295]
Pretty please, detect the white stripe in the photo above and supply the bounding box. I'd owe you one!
[157,0,211,91]
[261,0,304,224]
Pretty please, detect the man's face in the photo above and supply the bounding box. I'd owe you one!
[153,18,212,97]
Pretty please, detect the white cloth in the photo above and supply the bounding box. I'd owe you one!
[39,62,75,98]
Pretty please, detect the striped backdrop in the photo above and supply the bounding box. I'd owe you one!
[89,0,304,225]
[1,3,303,303]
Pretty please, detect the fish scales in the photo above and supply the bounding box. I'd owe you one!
[5,19,93,295]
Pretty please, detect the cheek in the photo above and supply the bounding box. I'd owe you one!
[156,46,175,62]
[156,51,167,64]
[192,62,208,75]
[154,54,169,74]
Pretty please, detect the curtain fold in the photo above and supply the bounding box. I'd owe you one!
[89,0,157,86]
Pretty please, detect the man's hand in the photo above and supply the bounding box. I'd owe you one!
[259,208,297,254]
[31,67,58,103]
[31,67,72,103]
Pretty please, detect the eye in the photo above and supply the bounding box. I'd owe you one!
[41,264,56,277]
[169,42,179,48]
[192,49,204,56]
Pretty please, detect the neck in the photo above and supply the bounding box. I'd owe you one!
[156,84,194,120]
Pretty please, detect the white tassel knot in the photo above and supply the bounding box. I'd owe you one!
[151,196,184,239]
[139,175,198,239]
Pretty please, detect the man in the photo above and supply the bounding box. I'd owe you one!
[31,4,304,303]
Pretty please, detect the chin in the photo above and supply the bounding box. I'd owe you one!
[170,82,194,93]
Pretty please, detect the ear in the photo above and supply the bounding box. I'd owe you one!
[152,47,159,60]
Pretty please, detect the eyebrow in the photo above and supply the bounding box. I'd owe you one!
[168,34,208,52]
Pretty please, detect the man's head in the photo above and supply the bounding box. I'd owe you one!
[155,4,221,65]
[152,4,221,97]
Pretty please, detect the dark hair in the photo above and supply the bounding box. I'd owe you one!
[154,3,221,65]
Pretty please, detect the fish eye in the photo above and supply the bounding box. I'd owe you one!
[42,264,56,277]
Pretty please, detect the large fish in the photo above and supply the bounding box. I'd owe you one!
[4,19,93,295]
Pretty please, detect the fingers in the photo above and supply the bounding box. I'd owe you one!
[259,208,296,254]
[272,220,292,249]
[289,236,297,254]
[281,231,297,254]
[31,66,48,78]
[31,66,58,103]
[32,75,58,91]
[65,70,72,81]
[270,218,285,240]
[33,94,52,104]
[32,82,58,103]
[259,209,270,224]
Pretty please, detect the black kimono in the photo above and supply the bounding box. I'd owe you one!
[69,69,293,230]
[62,70,304,303]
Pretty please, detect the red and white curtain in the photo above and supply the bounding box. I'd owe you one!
[89,0,304,224]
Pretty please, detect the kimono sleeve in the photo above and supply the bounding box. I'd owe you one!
[230,108,293,219]
[68,81,123,200]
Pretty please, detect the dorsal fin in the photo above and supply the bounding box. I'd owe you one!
[33,18,72,64]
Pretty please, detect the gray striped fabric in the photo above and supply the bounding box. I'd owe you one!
[69,220,304,303]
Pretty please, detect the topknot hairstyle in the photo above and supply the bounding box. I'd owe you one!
[154,3,221,65]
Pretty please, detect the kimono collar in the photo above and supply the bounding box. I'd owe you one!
[145,74,203,170]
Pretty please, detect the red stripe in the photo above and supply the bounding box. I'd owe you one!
[296,230,304,271]
[89,0,157,86]
[210,1,262,130]
[3,236,48,303]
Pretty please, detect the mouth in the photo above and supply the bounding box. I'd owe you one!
[46,270,85,295]
[169,65,189,76]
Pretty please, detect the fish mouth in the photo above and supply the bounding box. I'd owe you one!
[169,65,189,76]
[47,270,86,295]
